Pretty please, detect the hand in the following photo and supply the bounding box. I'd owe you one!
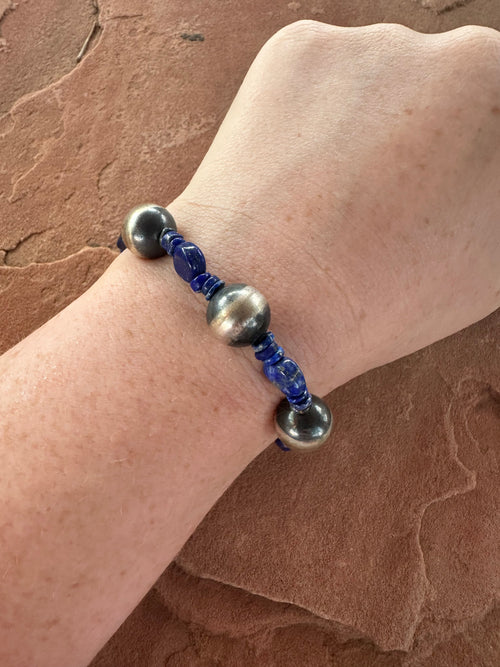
[165,21,500,394]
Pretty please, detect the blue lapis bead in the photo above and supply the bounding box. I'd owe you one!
[253,332,285,364]
[264,356,308,398]
[255,340,282,362]
[263,346,284,366]
[173,241,206,282]
[160,230,184,255]
[189,272,212,292]
[289,391,313,413]
[253,333,282,362]
[117,235,126,252]
[201,275,225,300]
[170,236,184,255]
[274,437,291,452]
[200,274,218,296]
[190,272,211,292]
[190,272,225,299]
[252,331,274,353]
[170,237,185,253]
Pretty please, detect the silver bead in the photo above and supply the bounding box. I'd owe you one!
[121,203,176,258]
[206,283,271,347]
[275,395,332,452]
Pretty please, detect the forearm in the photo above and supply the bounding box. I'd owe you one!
[0,179,491,666]
[0,216,296,666]
[0,188,442,666]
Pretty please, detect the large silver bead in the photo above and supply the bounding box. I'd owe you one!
[275,395,332,452]
[206,283,271,347]
[121,203,176,258]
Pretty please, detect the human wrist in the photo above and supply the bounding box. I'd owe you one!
[159,194,369,397]
[109,193,351,452]
[106,234,284,457]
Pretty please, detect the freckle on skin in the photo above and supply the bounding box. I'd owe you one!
[491,106,500,115]
[404,108,413,115]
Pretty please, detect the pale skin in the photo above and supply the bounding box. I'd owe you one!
[0,21,499,666]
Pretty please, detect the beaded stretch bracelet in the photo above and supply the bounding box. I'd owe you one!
[117,204,332,452]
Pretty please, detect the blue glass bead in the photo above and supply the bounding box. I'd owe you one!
[116,235,126,252]
[173,241,206,282]
[160,229,184,255]
[190,272,211,292]
[264,357,308,398]
[201,275,225,300]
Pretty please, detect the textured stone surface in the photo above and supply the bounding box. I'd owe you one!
[1,1,499,665]
[92,561,404,667]
[0,0,98,116]
[416,0,476,14]
[90,561,500,666]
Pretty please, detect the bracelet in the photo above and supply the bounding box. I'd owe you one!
[117,204,332,452]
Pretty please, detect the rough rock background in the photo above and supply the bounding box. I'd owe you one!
[0,0,499,665]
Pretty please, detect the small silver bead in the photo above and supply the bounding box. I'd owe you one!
[121,203,176,258]
[206,283,271,347]
[275,395,332,452]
